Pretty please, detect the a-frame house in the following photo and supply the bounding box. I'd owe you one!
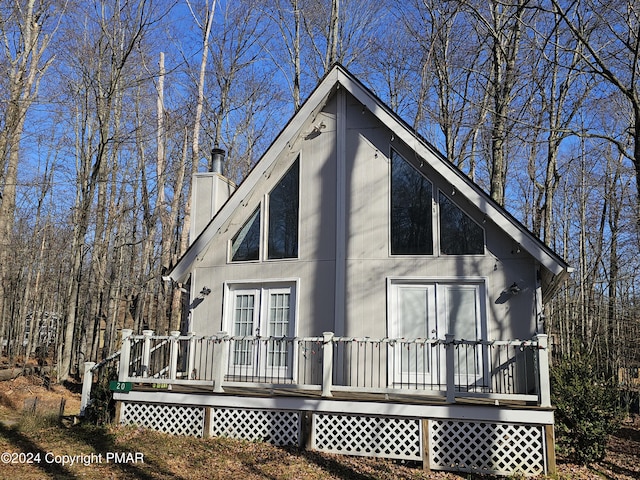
[93,65,571,477]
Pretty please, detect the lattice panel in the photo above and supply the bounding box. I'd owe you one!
[210,408,300,446]
[312,414,421,460]
[430,420,545,476]
[120,402,205,438]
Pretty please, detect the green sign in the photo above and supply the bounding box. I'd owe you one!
[109,381,133,392]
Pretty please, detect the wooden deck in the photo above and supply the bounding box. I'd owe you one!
[131,382,549,410]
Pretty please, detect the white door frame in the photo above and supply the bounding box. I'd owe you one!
[224,280,298,380]
[387,277,489,389]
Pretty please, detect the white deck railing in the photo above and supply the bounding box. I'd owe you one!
[80,328,551,409]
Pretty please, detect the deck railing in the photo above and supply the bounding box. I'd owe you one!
[83,329,551,409]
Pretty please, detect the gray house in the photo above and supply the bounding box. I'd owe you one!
[97,65,571,477]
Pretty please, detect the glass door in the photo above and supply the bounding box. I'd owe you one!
[390,284,440,386]
[440,284,486,389]
[389,280,486,389]
[228,284,295,380]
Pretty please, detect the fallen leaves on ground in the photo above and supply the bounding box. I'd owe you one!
[0,376,638,479]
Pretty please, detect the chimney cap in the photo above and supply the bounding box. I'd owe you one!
[210,148,226,174]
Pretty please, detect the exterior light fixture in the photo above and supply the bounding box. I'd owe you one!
[507,282,521,295]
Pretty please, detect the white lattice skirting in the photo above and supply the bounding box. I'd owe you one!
[430,420,546,476]
[118,403,548,476]
[210,408,300,446]
[120,402,205,437]
[312,414,422,461]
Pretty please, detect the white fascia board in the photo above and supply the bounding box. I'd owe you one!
[115,390,554,425]
[169,70,340,283]
[337,71,569,276]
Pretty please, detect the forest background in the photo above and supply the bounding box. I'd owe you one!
[0,0,638,388]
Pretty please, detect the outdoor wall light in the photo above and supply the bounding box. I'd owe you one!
[506,282,521,295]
[311,121,325,134]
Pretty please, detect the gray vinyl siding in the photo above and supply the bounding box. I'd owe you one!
[189,89,538,342]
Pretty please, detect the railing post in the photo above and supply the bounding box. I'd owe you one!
[322,332,334,397]
[119,329,133,381]
[79,361,95,417]
[213,331,228,393]
[169,331,181,381]
[141,329,154,377]
[445,334,455,403]
[535,334,552,408]
[187,331,197,380]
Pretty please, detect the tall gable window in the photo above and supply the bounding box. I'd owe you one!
[231,208,261,261]
[439,191,484,255]
[391,150,433,255]
[268,158,299,259]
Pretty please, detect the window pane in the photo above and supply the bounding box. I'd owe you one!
[268,293,290,367]
[233,294,255,365]
[446,287,478,339]
[398,287,431,375]
[445,286,480,376]
[231,208,260,261]
[268,159,299,259]
[391,151,433,254]
[439,192,484,254]
[398,287,429,339]
[268,293,290,337]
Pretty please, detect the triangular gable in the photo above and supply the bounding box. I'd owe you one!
[169,64,571,297]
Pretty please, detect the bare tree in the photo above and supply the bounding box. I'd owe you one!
[260,0,303,109]
[0,0,60,359]
[524,6,592,245]
[465,0,529,206]
[551,0,640,220]
[397,0,489,178]
[57,0,159,380]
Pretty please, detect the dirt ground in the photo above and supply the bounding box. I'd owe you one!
[0,375,638,479]
[0,375,81,422]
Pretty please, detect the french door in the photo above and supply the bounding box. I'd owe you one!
[389,280,486,388]
[227,284,295,380]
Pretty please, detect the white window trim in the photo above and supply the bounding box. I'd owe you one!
[265,156,301,262]
[387,147,435,257]
[387,147,487,258]
[223,279,300,380]
[436,189,486,256]
[227,200,264,263]
[223,278,300,334]
[227,155,301,264]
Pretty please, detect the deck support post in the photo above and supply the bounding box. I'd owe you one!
[213,331,229,393]
[80,361,95,417]
[535,334,551,407]
[445,334,455,403]
[421,419,431,472]
[544,423,556,475]
[203,407,212,438]
[169,331,181,381]
[187,332,197,379]
[141,329,154,377]
[322,332,334,397]
[114,401,122,425]
[119,329,133,381]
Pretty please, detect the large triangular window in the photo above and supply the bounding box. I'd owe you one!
[439,191,484,255]
[390,150,433,255]
[268,158,299,259]
[231,208,261,261]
